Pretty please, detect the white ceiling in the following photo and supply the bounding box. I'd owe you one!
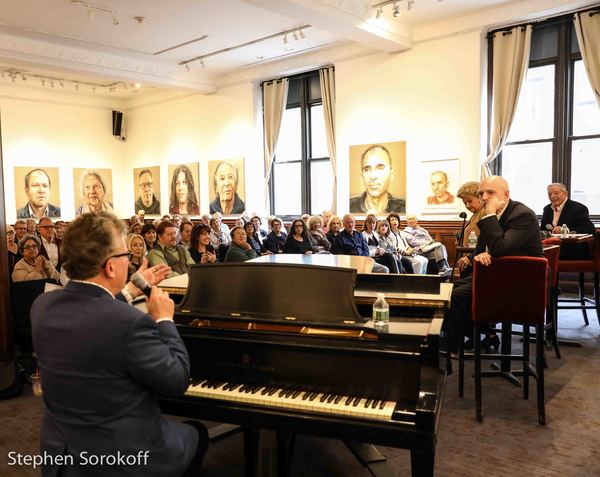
[0,0,594,98]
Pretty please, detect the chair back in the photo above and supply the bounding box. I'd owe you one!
[472,256,547,325]
[542,244,560,288]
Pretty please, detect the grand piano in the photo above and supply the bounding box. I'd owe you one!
[158,261,450,476]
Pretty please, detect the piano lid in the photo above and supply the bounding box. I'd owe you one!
[177,262,366,325]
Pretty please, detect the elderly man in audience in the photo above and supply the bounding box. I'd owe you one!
[26,218,37,235]
[209,217,231,250]
[179,221,193,249]
[264,217,287,254]
[332,214,389,273]
[147,221,195,277]
[541,182,596,259]
[14,220,27,242]
[37,217,61,270]
[251,216,268,245]
[445,176,543,356]
[54,220,66,241]
[13,234,60,282]
[403,214,452,278]
[213,212,230,235]
[225,226,258,262]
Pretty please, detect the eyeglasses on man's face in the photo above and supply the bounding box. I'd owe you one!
[102,251,132,267]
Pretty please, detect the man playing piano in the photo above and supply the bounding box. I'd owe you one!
[31,212,209,477]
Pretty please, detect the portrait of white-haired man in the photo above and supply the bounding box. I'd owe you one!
[426,170,455,205]
[209,160,246,215]
[16,167,61,219]
[134,167,161,215]
[74,169,113,216]
[349,144,406,214]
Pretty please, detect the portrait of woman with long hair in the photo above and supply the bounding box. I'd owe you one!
[169,164,199,215]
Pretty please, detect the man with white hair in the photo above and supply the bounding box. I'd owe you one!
[445,176,543,355]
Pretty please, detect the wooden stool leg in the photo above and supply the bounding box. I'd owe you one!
[594,272,600,327]
[474,323,482,422]
[523,325,529,400]
[536,324,546,425]
[579,273,589,325]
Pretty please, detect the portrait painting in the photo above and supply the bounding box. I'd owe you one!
[420,158,459,213]
[73,168,114,216]
[167,162,200,216]
[207,158,246,215]
[14,166,61,219]
[349,141,406,215]
[133,166,161,215]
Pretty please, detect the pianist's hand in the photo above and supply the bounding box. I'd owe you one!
[147,286,174,322]
[473,252,492,267]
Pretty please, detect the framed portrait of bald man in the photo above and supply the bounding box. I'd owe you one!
[15,167,61,219]
[133,166,161,215]
[208,158,246,215]
[420,158,459,214]
[349,141,406,214]
[73,168,114,216]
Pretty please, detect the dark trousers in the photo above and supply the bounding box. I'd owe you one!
[375,252,403,274]
[444,275,473,353]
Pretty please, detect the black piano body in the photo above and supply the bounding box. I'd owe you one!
[158,262,449,476]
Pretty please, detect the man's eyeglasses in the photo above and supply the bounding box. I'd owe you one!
[102,252,132,267]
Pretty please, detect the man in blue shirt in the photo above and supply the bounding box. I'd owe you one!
[332,214,389,273]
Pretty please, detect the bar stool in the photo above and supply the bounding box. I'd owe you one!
[557,233,600,326]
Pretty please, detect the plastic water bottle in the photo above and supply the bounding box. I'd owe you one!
[372,293,389,327]
[468,231,478,248]
[560,224,570,236]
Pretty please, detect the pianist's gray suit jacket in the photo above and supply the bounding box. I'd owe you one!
[31,280,198,477]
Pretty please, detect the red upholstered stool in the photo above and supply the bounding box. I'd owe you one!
[556,233,600,326]
[471,257,548,424]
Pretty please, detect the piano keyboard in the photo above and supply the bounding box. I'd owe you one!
[185,380,397,421]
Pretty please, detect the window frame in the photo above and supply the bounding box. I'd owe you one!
[266,70,330,219]
[489,10,600,219]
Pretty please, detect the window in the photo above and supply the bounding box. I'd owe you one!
[491,13,600,216]
[268,71,333,217]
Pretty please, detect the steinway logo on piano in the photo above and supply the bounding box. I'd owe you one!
[216,354,275,373]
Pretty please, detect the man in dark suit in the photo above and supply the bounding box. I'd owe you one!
[540,183,596,259]
[445,176,543,354]
[31,212,208,477]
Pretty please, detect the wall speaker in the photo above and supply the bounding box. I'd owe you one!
[112,110,123,137]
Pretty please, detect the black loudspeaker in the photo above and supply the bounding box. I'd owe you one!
[112,110,123,137]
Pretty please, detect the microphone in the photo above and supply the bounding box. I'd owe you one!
[458,212,468,245]
[131,272,152,298]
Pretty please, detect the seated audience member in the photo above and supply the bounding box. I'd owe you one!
[403,214,452,278]
[361,214,402,273]
[284,219,316,255]
[130,215,141,226]
[13,234,60,282]
[189,224,218,264]
[386,213,428,274]
[301,214,310,224]
[251,216,268,245]
[26,218,36,235]
[147,221,195,277]
[456,181,485,273]
[30,212,208,477]
[127,233,146,279]
[264,217,287,254]
[38,217,61,270]
[141,223,158,252]
[7,225,22,277]
[162,214,171,221]
[209,217,230,249]
[179,221,193,249]
[129,221,142,235]
[213,212,230,235]
[225,226,258,262]
[14,220,28,243]
[325,215,342,245]
[447,176,543,355]
[307,215,331,252]
[234,217,245,228]
[200,214,210,226]
[332,214,389,273]
[541,182,596,259]
[321,210,332,233]
[244,222,263,255]
[54,220,66,241]
[137,209,146,222]
[376,220,411,273]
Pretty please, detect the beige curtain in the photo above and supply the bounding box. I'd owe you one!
[574,12,600,107]
[319,67,337,214]
[483,25,532,178]
[262,78,289,211]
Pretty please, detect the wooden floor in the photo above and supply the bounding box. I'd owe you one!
[1,308,599,477]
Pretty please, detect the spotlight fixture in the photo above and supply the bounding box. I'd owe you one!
[283,34,293,51]
[111,13,119,26]
[292,31,299,41]
[200,60,205,69]
[371,0,423,18]
[299,29,305,40]
[392,2,400,17]
[376,7,383,18]
[70,1,120,26]
[185,64,190,72]
[21,74,26,81]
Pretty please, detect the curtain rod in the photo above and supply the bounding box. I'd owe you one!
[260,66,334,87]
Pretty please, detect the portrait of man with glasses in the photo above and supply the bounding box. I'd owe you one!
[134,167,161,215]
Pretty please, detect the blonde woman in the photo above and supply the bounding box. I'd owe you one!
[127,233,146,279]
[325,215,342,245]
